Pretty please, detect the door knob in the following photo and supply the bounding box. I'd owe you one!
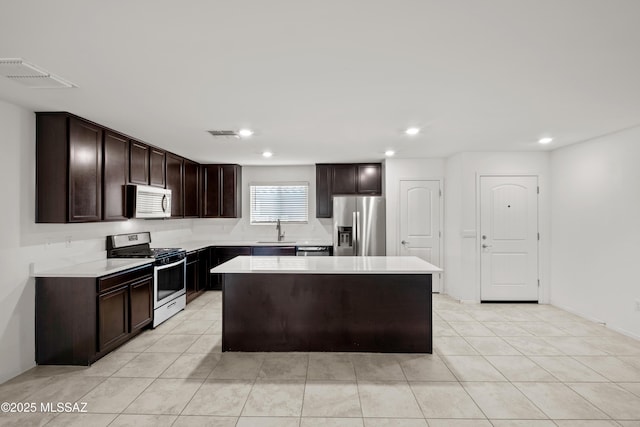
[482,244,492,249]
[401,240,409,245]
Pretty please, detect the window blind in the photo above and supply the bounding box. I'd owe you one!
[250,183,309,223]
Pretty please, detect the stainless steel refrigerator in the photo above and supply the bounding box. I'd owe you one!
[333,196,385,256]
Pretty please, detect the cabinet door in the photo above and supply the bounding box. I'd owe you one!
[198,249,210,291]
[129,141,149,185]
[149,148,166,188]
[130,277,153,331]
[166,153,184,217]
[69,117,103,222]
[103,131,129,221]
[186,251,199,300]
[252,246,296,256]
[357,164,382,194]
[184,160,200,218]
[98,285,129,352]
[220,165,241,218]
[202,165,221,217]
[332,164,357,194]
[316,164,333,218]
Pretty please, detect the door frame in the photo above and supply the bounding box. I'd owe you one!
[397,178,444,293]
[476,173,545,303]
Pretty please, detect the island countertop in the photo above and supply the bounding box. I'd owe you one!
[210,255,442,274]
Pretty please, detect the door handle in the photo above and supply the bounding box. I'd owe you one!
[401,240,409,245]
[482,244,492,249]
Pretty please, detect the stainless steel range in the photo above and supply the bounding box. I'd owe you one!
[107,232,186,327]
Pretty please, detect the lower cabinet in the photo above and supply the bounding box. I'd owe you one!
[186,249,209,303]
[36,264,153,365]
[210,246,252,290]
[209,246,297,289]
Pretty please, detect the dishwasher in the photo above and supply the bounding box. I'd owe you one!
[295,246,332,256]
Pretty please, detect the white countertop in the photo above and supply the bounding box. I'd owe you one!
[35,258,153,278]
[210,256,442,274]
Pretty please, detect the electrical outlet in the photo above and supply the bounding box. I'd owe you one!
[65,236,72,248]
[636,300,640,312]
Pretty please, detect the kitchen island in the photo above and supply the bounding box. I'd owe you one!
[211,256,442,353]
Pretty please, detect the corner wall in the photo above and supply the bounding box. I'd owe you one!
[550,127,640,339]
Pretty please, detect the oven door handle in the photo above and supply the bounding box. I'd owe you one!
[155,258,186,271]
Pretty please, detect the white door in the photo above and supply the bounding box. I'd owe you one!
[399,180,442,292]
[480,176,538,301]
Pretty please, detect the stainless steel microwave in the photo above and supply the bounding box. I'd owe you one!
[126,184,171,219]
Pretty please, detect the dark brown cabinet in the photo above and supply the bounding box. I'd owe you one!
[186,249,208,303]
[36,113,104,223]
[315,163,382,218]
[98,285,129,352]
[166,153,184,217]
[129,140,149,185]
[251,246,296,256]
[332,164,357,194]
[184,160,200,218]
[357,164,382,194]
[316,164,333,218]
[149,148,166,188]
[210,246,251,290]
[202,164,242,218]
[130,277,153,331]
[103,131,129,221]
[36,264,153,365]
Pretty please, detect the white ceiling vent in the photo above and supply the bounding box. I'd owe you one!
[0,58,76,88]
[208,130,240,139]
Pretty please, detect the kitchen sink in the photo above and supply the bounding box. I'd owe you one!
[255,241,296,244]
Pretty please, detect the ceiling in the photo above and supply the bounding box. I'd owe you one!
[1,0,639,165]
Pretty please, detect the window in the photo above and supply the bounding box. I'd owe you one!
[250,183,309,224]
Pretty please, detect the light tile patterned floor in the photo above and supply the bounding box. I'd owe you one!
[1,292,640,426]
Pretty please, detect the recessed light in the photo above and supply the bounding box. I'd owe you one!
[405,127,420,136]
[262,151,273,158]
[538,137,553,144]
[238,129,254,137]
[385,150,395,157]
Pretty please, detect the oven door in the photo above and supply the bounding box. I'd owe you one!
[153,258,186,309]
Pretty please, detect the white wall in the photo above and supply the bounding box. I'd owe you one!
[0,100,193,384]
[550,127,640,339]
[384,158,445,256]
[444,152,551,302]
[192,165,333,242]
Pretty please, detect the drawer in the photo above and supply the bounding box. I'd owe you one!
[98,265,153,294]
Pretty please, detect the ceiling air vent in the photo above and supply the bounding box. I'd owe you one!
[208,130,240,138]
[0,58,76,88]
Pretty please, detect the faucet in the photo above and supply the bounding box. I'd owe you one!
[276,219,285,242]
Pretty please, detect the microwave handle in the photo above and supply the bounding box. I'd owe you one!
[161,194,168,212]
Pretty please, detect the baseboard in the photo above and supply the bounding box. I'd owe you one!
[550,301,640,341]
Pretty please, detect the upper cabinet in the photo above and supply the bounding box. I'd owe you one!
[166,153,184,218]
[184,160,200,218]
[316,164,333,218]
[129,142,166,188]
[128,140,149,185]
[149,148,166,188]
[357,164,382,194]
[315,163,382,218]
[103,131,129,221]
[36,113,103,223]
[202,164,242,218]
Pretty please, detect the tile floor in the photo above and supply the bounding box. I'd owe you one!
[1,292,640,426]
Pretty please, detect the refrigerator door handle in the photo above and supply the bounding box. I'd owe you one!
[352,211,358,256]
[355,211,361,256]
